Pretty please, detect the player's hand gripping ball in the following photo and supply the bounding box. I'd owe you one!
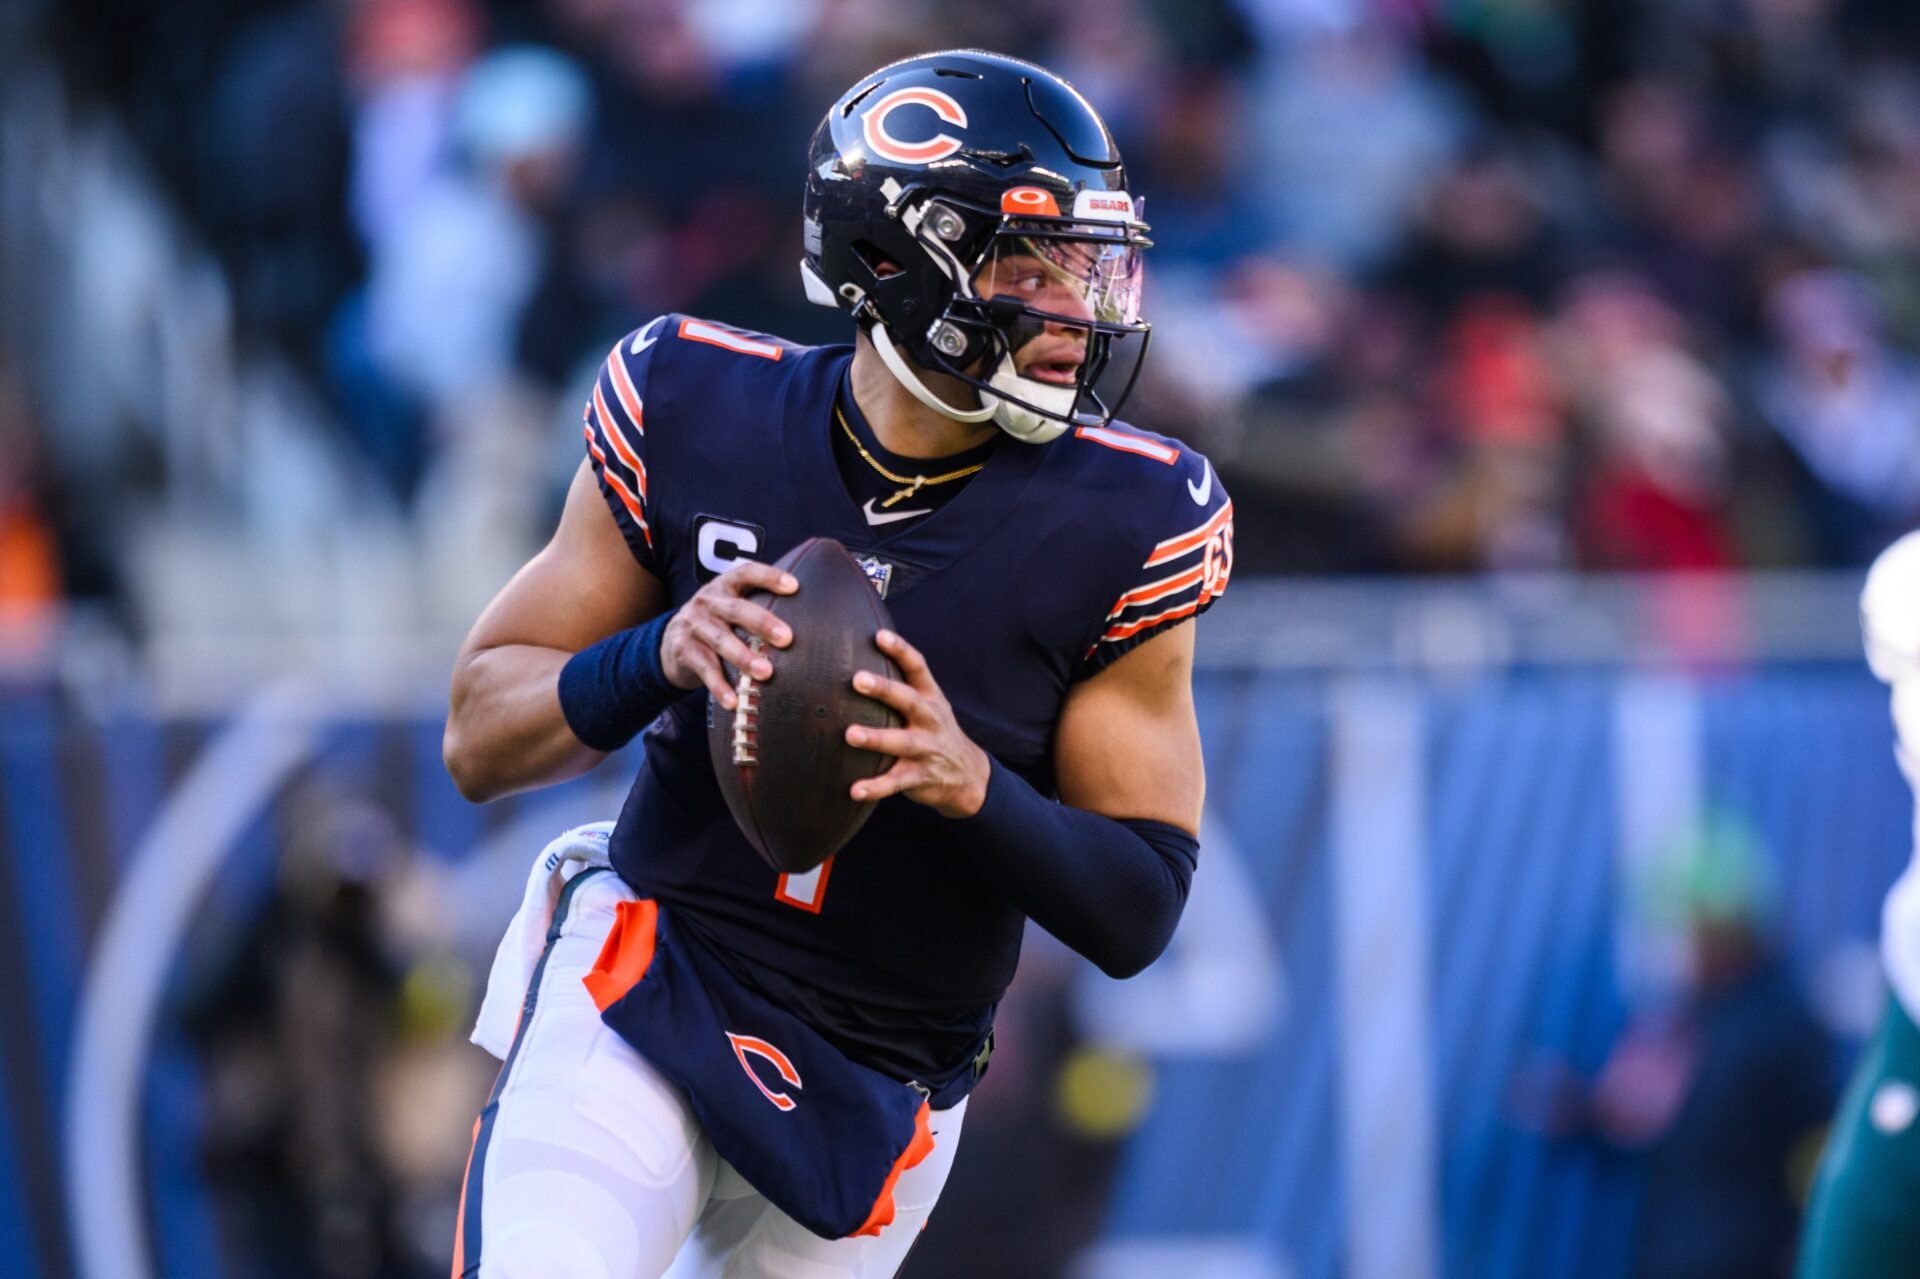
[846,629,992,821]
[707,539,903,874]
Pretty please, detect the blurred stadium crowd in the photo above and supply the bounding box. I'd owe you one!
[3,0,1920,648]
[0,5,1913,1279]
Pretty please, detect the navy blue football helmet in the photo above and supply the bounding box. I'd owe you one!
[801,50,1151,442]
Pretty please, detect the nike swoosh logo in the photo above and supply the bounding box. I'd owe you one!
[863,498,932,526]
[1187,458,1213,506]
[629,316,667,355]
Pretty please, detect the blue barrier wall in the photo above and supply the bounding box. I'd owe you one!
[1097,664,1907,1279]
[0,660,1909,1279]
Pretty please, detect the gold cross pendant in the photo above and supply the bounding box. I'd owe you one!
[881,477,928,508]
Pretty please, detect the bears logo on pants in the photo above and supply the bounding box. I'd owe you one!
[727,1032,804,1111]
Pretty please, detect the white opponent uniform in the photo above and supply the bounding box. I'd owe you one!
[459,827,966,1279]
[1865,531,1920,1024]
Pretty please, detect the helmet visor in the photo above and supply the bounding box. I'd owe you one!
[973,232,1145,327]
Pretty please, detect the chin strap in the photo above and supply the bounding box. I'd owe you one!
[867,315,1087,444]
[870,320,1084,444]
[870,321,998,425]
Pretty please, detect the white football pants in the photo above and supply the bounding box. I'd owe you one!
[455,870,966,1279]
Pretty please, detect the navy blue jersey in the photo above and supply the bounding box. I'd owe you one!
[581,314,1233,1085]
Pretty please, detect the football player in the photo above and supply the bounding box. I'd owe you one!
[441,50,1232,1277]
[1798,530,1920,1278]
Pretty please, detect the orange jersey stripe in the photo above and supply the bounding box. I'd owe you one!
[592,384,649,499]
[605,346,647,437]
[1100,568,1230,644]
[583,425,653,546]
[583,410,645,506]
[1101,597,1205,644]
[1144,501,1233,567]
[1107,563,1206,618]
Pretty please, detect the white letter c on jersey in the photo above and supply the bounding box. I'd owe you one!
[697,519,761,578]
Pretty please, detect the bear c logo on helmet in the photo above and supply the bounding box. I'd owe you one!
[860,87,969,165]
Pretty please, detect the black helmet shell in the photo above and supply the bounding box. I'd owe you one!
[805,50,1131,326]
[802,49,1150,434]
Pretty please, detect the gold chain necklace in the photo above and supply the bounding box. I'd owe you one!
[835,407,987,508]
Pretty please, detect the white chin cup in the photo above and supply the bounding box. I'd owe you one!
[1864,530,1920,684]
[982,354,1075,443]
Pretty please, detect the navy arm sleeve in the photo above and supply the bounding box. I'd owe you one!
[951,758,1198,979]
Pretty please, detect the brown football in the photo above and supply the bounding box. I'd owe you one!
[707,538,903,875]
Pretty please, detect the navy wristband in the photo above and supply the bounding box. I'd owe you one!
[557,608,683,752]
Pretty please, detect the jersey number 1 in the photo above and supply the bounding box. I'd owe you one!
[775,857,835,914]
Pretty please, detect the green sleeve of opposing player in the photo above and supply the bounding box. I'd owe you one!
[1798,996,1920,1279]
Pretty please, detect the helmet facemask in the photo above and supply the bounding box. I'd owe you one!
[893,191,1152,443]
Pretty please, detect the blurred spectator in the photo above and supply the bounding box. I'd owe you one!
[200,0,359,363]
[1386,143,1559,317]
[179,789,481,1279]
[1255,21,1470,272]
[327,40,591,511]
[324,0,486,504]
[1756,269,1920,564]
[345,0,483,256]
[1594,78,1767,330]
[1400,296,1572,572]
[364,44,590,430]
[1555,272,1739,571]
[1517,813,1835,1279]
[181,795,412,1278]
